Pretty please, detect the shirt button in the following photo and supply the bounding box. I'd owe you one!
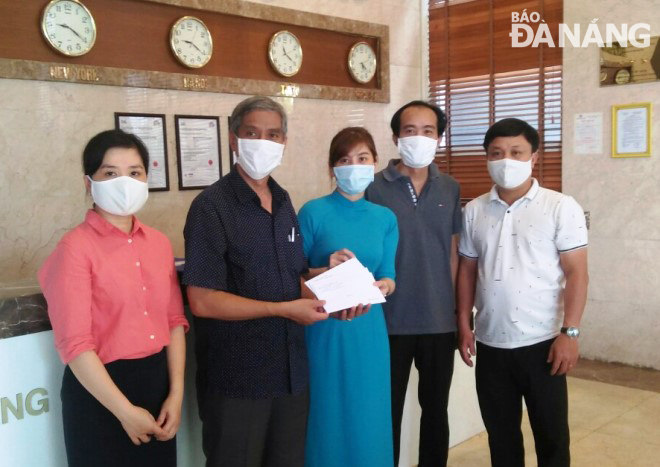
[142,286,147,291]
[507,210,511,213]
[128,238,133,244]
[149,334,155,340]
[144,311,148,316]
[136,261,141,267]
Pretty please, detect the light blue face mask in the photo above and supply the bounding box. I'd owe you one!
[333,164,375,195]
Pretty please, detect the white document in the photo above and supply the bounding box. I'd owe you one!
[304,257,386,313]
[574,113,603,155]
[616,106,649,154]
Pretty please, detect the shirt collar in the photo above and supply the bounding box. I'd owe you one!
[383,159,440,182]
[488,178,540,204]
[228,167,287,206]
[85,209,144,237]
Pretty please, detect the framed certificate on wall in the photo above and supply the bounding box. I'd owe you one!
[612,103,652,158]
[175,115,222,189]
[115,113,170,191]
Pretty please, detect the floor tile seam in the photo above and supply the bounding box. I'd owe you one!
[575,428,660,450]
[591,396,660,447]
[569,374,660,396]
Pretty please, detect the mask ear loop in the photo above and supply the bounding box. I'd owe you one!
[85,175,95,207]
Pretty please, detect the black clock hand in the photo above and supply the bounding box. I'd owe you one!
[57,23,84,41]
[281,46,295,63]
[184,40,202,53]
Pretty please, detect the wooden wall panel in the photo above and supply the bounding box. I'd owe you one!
[0,0,388,101]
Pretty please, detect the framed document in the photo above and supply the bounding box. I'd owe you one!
[175,115,222,190]
[115,113,169,191]
[612,103,652,158]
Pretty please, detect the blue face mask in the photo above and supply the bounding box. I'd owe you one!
[333,164,375,195]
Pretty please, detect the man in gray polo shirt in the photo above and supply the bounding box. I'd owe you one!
[366,100,461,467]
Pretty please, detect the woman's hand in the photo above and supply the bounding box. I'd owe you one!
[155,392,184,441]
[329,248,355,268]
[374,278,395,297]
[331,303,371,321]
[118,404,167,445]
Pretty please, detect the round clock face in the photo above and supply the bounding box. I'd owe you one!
[615,68,631,85]
[170,16,213,69]
[268,31,303,77]
[348,42,377,84]
[41,0,97,57]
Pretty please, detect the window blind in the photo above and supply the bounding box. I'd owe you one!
[429,0,562,201]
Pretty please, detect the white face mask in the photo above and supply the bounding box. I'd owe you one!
[88,176,149,216]
[397,135,438,168]
[333,165,375,195]
[235,138,284,180]
[487,158,532,189]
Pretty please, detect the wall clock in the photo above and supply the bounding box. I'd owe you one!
[348,41,377,84]
[170,16,213,69]
[41,0,96,57]
[268,30,303,77]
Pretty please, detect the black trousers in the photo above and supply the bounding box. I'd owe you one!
[201,389,309,467]
[389,333,456,467]
[476,339,570,467]
[61,349,175,467]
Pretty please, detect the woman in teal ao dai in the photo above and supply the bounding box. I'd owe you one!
[298,127,399,467]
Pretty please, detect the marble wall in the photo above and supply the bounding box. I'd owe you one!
[563,1,660,370]
[0,0,422,289]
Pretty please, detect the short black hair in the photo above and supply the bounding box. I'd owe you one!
[82,129,149,176]
[390,100,447,137]
[483,118,539,153]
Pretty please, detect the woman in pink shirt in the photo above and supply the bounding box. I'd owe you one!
[39,129,189,467]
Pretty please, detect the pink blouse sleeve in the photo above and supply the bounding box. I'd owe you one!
[38,238,96,363]
[164,243,189,333]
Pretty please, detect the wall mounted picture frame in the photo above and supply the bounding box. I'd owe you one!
[115,112,170,191]
[175,115,222,189]
[612,103,652,158]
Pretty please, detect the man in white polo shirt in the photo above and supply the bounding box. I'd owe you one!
[457,118,588,467]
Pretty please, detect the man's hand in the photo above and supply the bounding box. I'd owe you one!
[458,326,476,367]
[547,334,579,375]
[283,298,328,325]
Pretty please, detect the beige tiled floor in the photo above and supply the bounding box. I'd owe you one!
[448,377,660,466]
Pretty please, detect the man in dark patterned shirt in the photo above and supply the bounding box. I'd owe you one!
[183,96,327,467]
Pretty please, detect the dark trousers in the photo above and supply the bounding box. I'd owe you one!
[201,389,309,467]
[61,349,175,467]
[389,333,456,467]
[476,339,570,467]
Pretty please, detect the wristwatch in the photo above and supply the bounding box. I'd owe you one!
[560,326,580,338]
